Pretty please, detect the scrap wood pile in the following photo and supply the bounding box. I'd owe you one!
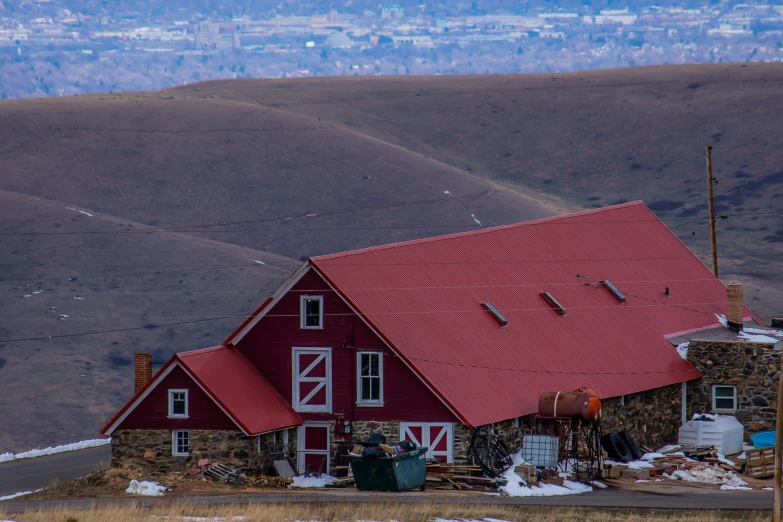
[425,463,504,490]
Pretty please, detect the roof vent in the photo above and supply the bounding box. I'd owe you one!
[540,292,566,316]
[601,280,626,303]
[482,302,508,327]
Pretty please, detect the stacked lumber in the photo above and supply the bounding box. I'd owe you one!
[425,463,501,491]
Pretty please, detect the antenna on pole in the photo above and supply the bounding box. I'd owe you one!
[706,145,718,278]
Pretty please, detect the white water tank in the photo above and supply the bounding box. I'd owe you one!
[678,414,744,455]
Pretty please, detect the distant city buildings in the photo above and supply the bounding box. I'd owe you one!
[0,2,781,98]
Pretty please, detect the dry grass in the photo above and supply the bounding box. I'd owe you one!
[0,503,768,522]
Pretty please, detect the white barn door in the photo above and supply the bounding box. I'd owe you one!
[292,348,332,413]
[400,422,453,463]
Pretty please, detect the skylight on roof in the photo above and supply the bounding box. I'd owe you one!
[482,302,508,327]
[540,292,566,316]
[602,280,626,303]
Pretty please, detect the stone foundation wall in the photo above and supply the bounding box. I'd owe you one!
[687,340,781,437]
[601,383,683,448]
[111,429,259,475]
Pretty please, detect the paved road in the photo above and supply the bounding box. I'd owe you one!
[0,446,110,497]
[0,488,777,513]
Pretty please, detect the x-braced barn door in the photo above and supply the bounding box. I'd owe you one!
[400,422,453,463]
[292,348,332,413]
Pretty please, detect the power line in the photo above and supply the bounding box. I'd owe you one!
[0,316,243,343]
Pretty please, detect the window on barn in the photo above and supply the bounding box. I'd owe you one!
[712,385,737,411]
[357,352,383,405]
[172,430,190,456]
[168,389,188,418]
[300,295,323,329]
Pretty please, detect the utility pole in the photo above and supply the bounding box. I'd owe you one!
[706,145,718,278]
[775,365,783,522]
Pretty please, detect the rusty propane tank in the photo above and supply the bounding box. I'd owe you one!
[538,387,602,424]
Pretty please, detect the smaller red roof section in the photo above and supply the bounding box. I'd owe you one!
[102,345,301,436]
[177,345,302,435]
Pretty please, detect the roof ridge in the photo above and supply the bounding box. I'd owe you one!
[311,201,646,262]
[177,345,227,358]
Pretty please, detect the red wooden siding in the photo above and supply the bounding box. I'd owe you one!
[234,269,456,423]
[117,364,238,430]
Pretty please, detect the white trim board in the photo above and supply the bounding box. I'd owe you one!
[228,263,312,345]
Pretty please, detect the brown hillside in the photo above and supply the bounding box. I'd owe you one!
[183,63,783,319]
[0,191,296,452]
[1,64,783,449]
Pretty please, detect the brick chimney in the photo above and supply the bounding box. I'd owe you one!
[134,353,152,393]
[726,281,744,333]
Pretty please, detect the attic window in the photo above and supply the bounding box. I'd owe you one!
[300,295,323,329]
[482,302,508,326]
[602,280,626,303]
[540,292,566,316]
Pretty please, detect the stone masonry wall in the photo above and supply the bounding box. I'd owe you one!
[601,383,683,448]
[111,429,258,475]
[686,340,781,437]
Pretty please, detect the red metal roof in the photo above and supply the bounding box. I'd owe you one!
[102,345,301,436]
[176,345,302,435]
[310,201,758,428]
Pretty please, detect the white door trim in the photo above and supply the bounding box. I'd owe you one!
[292,347,332,413]
[297,421,331,474]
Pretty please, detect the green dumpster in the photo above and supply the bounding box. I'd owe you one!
[350,447,428,492]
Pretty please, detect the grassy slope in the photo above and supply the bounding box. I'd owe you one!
[0,191,296,452]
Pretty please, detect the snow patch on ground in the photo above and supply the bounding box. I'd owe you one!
[0,438,111,463]
[676,342,689,359]
[126,479,167,496]
[65,207,93,217]
[291,475,339,488]
[605,459,654,469]
[499,466,592,497]
[434,519,512,522]
[671,463,748,489]
[0,489,42,501]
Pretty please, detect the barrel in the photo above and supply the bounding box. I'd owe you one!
[538,388,602,423]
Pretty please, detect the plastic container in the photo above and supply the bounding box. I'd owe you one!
[350,447,428,492]
[678,415,744,455]
[521,434,559,469]
[750,431,775,449]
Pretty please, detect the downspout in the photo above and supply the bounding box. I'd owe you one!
[681,382,687,426]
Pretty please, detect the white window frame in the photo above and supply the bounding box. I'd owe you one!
[172,430,190,456]
[300,295,324,329]
[356,351,384,406]
[292,347,332,413]
[712,385,738,411]
[168,389,189,419]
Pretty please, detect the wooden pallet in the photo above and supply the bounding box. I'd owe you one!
[205,462,243,485]
[746,447,776,478]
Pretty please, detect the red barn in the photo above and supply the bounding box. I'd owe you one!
[102,201,762,474]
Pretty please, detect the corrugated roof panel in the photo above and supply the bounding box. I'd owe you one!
[312,201,756,428]
[178,345,302,435]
